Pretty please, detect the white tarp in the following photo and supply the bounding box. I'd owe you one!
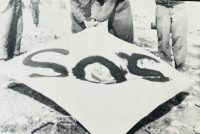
[0,28,193,134]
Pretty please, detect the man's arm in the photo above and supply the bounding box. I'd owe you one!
[93,0,117,22]
[91,0,103,19]
[70,0,86,23]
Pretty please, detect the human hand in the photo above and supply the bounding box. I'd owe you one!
[88,19,98,28]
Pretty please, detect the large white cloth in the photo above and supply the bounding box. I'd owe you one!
[0,27,193,134]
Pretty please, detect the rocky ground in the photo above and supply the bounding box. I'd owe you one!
[0,0,200,134]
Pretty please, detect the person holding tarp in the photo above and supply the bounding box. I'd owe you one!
[70,0,93,33]
[0,0,25,60]
[90,0,134,44]
[29,0,42,27]
[155,0,188,72]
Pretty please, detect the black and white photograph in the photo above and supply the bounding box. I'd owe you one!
[0,0,200,134]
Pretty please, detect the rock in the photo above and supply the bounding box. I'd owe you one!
[194,124,200,134]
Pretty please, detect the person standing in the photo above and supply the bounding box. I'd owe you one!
[155,0,188,72]
[90,0,134,44]
[70,0,93,33]
[0,0,14,60]
[10,0,25,56]
[0,0,25,60]
[29,0,42,27]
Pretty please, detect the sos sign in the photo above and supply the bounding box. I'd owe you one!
[23,48,170,83]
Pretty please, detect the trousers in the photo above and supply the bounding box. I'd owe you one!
[10,2,23,55]
[0,1,23,59]
[156,3,188,68]
[31,5,39,25]
[109,0,134,44]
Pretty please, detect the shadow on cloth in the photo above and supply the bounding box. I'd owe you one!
[9,83,90,134]
[127,91,189,134]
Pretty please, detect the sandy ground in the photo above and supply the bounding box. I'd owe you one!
[0,0,200,134]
